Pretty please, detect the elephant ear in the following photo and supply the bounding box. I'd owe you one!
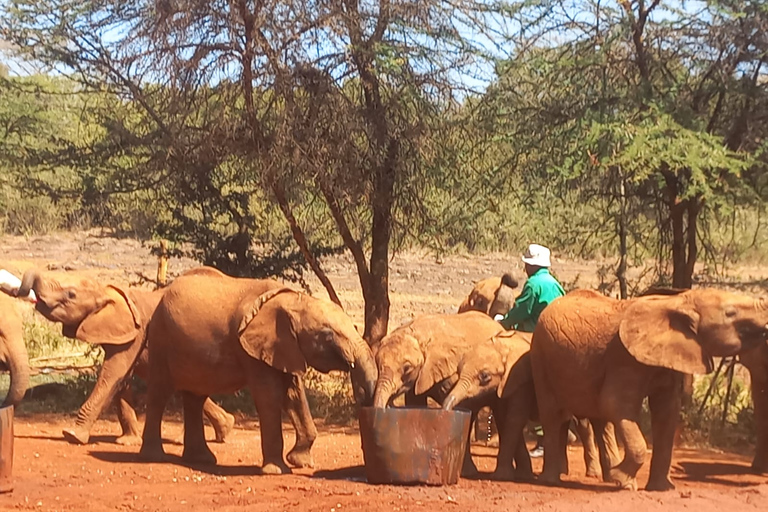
[237,288,307,375]
[74,286,141,345]
[414,344,459,396]
[498,334,533,398]
[618,295,712,375]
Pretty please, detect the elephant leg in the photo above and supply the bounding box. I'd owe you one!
[63,342,141,445]
[608,418,646,491]
[202,398,235,443]
[283,375,317,468]
[748,362,768,474]
[115,383,142,446]
[494,393,533,482]
[461,409,480,477]
[139,344,174,462]
[533,357,569,485]
[181,392,216,465]
[574,417,601,478]
[645,380,681,491]
[248,366,291,475]
[558,421,570,475]
[591,419,620,483]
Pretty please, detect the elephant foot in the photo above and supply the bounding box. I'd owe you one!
[585,462,601,479]
[212,412,235,443]
[286,445,315,469]
[538,469,562,486]
[115,434,142,446]
[62,428,90,445]
[645,476,675,492]
[514,468,536,482]
[490,464,516,482]
[182,446,217,465]
[138,443,167,462]
[261,462,292,475]
[609,467,638,491]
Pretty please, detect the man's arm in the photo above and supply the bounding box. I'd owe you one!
[499,284,535,330]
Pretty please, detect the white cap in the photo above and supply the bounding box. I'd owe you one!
[521,244,552,268]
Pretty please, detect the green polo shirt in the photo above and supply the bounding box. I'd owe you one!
[499,268,565,332]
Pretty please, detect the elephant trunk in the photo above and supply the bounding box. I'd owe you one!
[443,378,470,411]
[1,314,30,408]
[18,268,46,301]
[350,342,378,406]
[373,378,397,409]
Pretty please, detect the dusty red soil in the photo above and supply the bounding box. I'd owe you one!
[0,415,765,512]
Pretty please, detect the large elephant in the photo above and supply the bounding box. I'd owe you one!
[531,288,768,491]
[138,272,377,475]
[0,293,30,409]
[458,274,518,317]
[443,330,619,482]
[372,311,507,474]
[14,268,237,447]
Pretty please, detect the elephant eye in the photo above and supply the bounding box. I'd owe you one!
[725,307,737,319]
[403,362,413,373]
[66,289,77,300]
[479,371,492,386]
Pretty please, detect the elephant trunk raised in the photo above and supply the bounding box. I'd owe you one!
[18,268,47,300]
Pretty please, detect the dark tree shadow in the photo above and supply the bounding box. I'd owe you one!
[88,451,263,476]
[311,465,367,482]
[674,461,763,487]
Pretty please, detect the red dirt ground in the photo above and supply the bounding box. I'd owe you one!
[2,416,767,512]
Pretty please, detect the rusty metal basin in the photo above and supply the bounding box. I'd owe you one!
[358,407,471,486]
[0,405,14,493]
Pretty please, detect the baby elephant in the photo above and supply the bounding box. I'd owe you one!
[444,330,619,482]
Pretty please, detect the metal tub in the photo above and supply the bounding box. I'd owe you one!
[358,407,471,486]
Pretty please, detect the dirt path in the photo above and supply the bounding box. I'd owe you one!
[2,416,767,512]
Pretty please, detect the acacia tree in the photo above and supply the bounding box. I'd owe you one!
[481,0,763,293]
[3,0,511,343]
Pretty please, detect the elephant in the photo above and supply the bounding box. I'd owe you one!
[138,272,378,475]
[458,274,518,317]
[530,288,768,491]
[0,293,30,409]
[738,338,768,473]
[443,330,619,482]
[372,310,510,475]
[14,267,237,446]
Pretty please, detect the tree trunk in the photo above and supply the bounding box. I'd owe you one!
[366,152,396,344]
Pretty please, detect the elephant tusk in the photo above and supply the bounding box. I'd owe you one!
[350,362,355,369]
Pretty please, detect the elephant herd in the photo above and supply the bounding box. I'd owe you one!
[0,266,766,493]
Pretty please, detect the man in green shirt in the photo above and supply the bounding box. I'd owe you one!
[497,243,565,458]
[498,244,565,332]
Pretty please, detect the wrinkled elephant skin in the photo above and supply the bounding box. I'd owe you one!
[531,288,768,491]
[0,294,30,409]
[16,268,235,446]
[139,271,377,474]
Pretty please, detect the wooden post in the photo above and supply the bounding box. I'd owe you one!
[156,240,169,289]
[0,405,14,493]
